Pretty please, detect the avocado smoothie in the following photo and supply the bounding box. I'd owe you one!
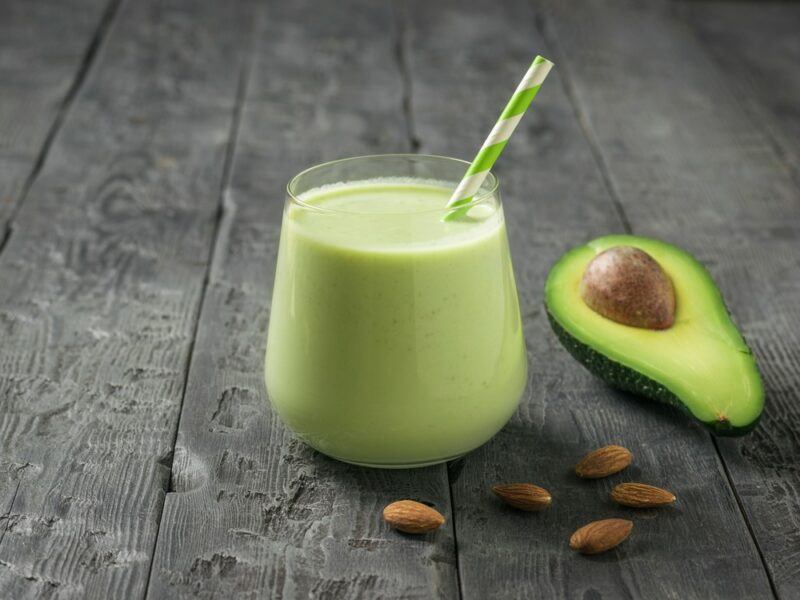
[265,157,527,467]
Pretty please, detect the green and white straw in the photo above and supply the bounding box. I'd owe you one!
[445,55,554,219]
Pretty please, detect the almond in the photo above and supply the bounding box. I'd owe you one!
[575,445,632,479]
[611,483,676,508]
[492,483,552,512]
[569,518,633,554]
[383,500,445,534]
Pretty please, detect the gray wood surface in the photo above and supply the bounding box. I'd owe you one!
[406,0,775,598]
[678,1,800,189]
[0,0,115,569]
[675,7,800,594]
[0,0,115,243]
[146,1,458,598]
[1,0,799,598]
[0,0,255,597]
[540,0,800,596]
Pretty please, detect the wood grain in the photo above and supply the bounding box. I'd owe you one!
[406,0,775,597]
[0,0,114,241]
[0,0,255,597]
[677,1,800,189]
[0,0,115,572]
[540,0,800,596]
[145,1,458,598]
[1,0,797,598]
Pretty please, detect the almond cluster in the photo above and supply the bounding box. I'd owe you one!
[382,444,676,556]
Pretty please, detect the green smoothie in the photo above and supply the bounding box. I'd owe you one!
[265,178,527,467]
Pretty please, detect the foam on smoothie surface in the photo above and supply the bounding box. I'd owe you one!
[291,178,500,250]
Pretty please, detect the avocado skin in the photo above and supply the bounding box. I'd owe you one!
[546,311,760,436]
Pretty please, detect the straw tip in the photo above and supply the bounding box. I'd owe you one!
[534,55,554,67]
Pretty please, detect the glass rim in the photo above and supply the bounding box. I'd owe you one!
[285,153,500,216]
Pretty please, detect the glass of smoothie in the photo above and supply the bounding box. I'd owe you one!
[265,154,527,468]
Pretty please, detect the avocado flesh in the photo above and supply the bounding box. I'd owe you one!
[545,235,763,435]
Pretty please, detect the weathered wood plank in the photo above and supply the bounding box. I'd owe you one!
[0,0,115,237]
[677,1,800,187]
[0,0,114,545]
[146,1,458,598]
[0,0,256,597]
[406,0,775,597]
[540,0,800,596]
[0,0,117,566]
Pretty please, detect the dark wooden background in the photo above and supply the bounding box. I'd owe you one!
[0,0,798,598]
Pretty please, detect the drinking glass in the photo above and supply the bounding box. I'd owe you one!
[265,154,527,468]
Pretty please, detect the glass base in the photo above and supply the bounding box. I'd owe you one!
[325,452,467,470]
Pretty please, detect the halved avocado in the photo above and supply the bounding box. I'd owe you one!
[544,234,763,435]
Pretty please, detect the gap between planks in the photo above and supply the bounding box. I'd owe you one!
[534,7,779,598]
[673,1,800,195]
[393,1,421,154]
[140,10,262,599]
[393,3,465,598]
[0,0,124,565]
[711,435,780,599]
[0,481,22,551]
[0,0,124,259]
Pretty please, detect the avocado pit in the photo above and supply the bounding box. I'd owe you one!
[579,246,675,330]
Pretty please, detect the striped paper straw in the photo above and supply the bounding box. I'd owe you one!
[445,55,554,219]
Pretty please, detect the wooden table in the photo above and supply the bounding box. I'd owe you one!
[1,0,798,598]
